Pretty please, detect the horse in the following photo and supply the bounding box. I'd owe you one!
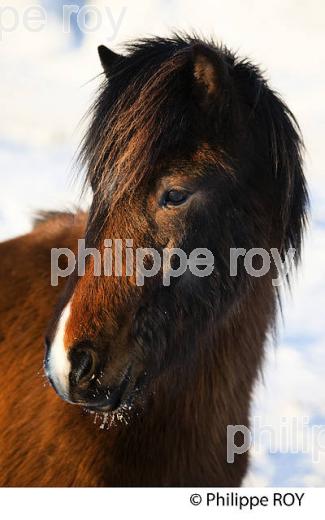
[0,35,308,486]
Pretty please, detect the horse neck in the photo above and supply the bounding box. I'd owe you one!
[111,279,275,486]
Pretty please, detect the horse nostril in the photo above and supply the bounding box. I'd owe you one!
[69,346,97,387]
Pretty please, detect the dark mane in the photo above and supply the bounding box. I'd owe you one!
[79,35,235,209]
[79,34,308,259]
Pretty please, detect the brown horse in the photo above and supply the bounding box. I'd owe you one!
[0,35,308,486]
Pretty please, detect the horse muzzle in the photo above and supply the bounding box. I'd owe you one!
[44,336,134,412]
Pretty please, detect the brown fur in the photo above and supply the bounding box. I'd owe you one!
[0,212,273,485]
[0,35,308,486]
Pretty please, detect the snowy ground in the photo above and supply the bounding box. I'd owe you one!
[0,0,324,485]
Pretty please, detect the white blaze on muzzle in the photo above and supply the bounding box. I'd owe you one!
[47,302,72,399]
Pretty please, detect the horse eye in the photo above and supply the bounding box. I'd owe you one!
[163,189,189,207]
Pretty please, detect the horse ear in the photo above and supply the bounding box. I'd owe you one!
[192,44,228,109]
[98,45,122,75]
